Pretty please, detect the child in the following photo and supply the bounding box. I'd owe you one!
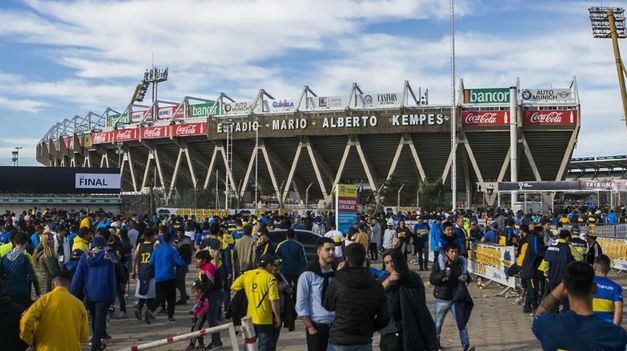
[186,281,209,350]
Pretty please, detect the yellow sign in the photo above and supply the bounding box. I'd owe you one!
[338,184,358,197]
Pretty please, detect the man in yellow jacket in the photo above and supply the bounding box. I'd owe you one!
[20,271,90,351]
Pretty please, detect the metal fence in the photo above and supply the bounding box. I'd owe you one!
[559,223,627,238]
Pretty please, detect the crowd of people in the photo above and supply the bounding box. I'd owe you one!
[0,205,625,351]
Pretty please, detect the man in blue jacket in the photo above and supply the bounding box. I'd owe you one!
[149,232,186,323]
[276,229,307,296]
[70,236,117,351]
[0,231,40,309]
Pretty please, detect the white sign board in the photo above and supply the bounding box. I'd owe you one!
[75,173,121,189]
[521,89,574,103]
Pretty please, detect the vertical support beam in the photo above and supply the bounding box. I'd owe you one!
[282,142,303,203]
[509,85,518,206]
[386,137,405,180]
[462,140,489,205]
[304,137,333,202]
[332,139,352,193]
[239,146,257,197]
[167,148,184,201]
[405,134,427,181]
[141,154,154,189]
[153,148,166,189]
[521,136,542,181]
[259,140,282,202]
[555,129,579,181]
[183,145,198,189]
[218,146,238,192]
[352,136,378,192]
[126,149,138,192]
[441,148,455,184]
[203,147,219,190]
[461,146,472,208]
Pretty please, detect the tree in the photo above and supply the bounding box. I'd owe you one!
[419,178,447,211]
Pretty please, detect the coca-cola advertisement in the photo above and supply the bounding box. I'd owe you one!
[92,131,113,144]
[114,128,139,142]
[173,122,206,137]
[141,125,170,139]
[63,137,73,150]
[523,110,577,125]
[461,110,509,126]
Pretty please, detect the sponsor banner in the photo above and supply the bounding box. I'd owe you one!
[267,99,296,113]
[172,122,206,137]
[75,173,121,190]
[113,128,139,142]
[157,207,231,219]
[521,89,574,103]
[597,237,627,270]
[63,137,73,150]
[82,134,92,148]
[461,110,510,126]
[463,88,510,104]
[130,109,148,123]
[361,92,402,108]
[467,242,516,288]
[156,104,185,120]
[189,102,221,118]
[336,184,358,235]
[498,180,627,192]
[523,110,577,125]
[208,108,451,139]
[315,95,348,110]
[141,125,170,140]
[92,131,113,144]
[223,101,254,115]
[108,113,129,127]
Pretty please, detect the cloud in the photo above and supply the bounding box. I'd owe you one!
[0,96,49,113]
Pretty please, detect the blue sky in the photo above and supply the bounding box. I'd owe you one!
[0,0,625,166]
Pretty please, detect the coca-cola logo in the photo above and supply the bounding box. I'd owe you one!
[143,127,164,138]
[93,133,109,144]
[529,111,563,123]
[116,129,134,140]
[464,112,498,124]
[175,124,199,136]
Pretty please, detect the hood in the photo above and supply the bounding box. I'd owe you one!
[86,247,111,267]
[335,267,374,288]
[6,247,25,261]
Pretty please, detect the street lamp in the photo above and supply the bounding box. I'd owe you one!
[589,7,627,128]
[11,146,22,166]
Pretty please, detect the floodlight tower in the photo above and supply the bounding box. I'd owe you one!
[589,7,627,128]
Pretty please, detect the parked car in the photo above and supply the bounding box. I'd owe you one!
[268,229,321,264]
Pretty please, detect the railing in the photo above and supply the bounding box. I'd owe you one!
[117,316,258,351]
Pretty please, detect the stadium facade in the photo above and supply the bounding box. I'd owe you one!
[36,79,581,209]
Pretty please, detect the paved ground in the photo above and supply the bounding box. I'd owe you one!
[99,266,627,351]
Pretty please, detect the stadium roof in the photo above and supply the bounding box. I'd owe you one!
[569,155,627,170]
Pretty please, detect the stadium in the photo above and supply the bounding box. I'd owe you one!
[35,78,581,210]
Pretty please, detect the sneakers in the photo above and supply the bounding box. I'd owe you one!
[463,345,475,351]
[167,318,177,324]
[134,308,142,321]
[205,341,223,350]
[114,311,128,319]
[143,309,154,325]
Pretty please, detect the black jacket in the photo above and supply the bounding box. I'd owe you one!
[0,296,25,351]
[429,258,466,301]
[323,266,389,346]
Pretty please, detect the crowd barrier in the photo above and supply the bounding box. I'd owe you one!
[117,317,257,351]
[467,243,517,289]
[597,237,627,271]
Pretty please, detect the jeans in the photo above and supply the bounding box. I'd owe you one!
[175,266,189,301]
[86,301,110,351]
[306,322,331,351]
[326,344,373,351]
[415,238,428,269]
[255,324,278,351]
[434,298,469,348]
[156,279,177,319]
[208,290,223,344]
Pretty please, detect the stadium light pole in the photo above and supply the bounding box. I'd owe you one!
[589,7,627,129]
[255,119,259,210]
[450,0,458,210]
[12,147,22,166]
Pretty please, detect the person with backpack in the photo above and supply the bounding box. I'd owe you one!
[132,228,157,325]
[0,231,41,309]
[516,225,544,313]
[148,232,187,323]
[175,227,193,305]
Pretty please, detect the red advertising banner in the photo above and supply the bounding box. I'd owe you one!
[141,125,170,139]
[63,137,73,150]
[523,110,577,125]
[156,104,185,120]
[92,131,113,144]
[114,128,139,142]
[461,110,510,126]
[173,122,206,137]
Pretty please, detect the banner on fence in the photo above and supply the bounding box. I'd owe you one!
[467,243,517,288]
[597,237,627,271]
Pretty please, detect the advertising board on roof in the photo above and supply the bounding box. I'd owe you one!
[461,110,510,126]
[521,89,574,103]
[463,88,510,104]
[141,125,170,139]
[522,110,577,125]
[114,128,139,142]
[92,131,113,144]
[361,92,402,108]
[172,122,206,137]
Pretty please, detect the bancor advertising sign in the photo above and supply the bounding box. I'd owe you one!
[463,88,510,104]
[336,184,358,235]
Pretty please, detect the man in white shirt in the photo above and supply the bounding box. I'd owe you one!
[324,223,345,262]
[382,219,397,250]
